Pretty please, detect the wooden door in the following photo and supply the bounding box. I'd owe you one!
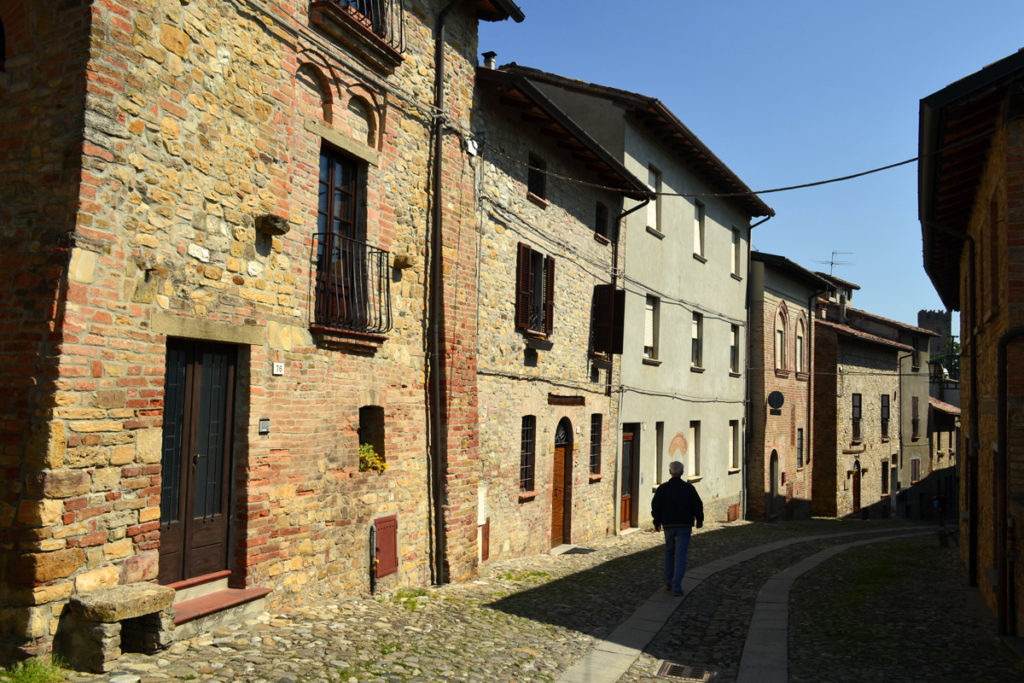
[852,470,862,514]
[551,418,572,547]
[620,431,634,529]
[159,340,236,585]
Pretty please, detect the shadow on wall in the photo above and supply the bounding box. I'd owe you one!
[843,467,958,522]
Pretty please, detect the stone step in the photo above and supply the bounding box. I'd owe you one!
[167,570,233,605]
[172,587,272,641]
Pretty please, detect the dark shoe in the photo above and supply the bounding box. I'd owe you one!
[665,583,672,592]
[673,589,684,597]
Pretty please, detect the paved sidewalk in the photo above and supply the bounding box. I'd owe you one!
[62,520,1022,683]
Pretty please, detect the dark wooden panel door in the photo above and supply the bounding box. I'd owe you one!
[551,445,565,546]
[852,471,861,514]
[159,339,236,585]
[620,432,634,530]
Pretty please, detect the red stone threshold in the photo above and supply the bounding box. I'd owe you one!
[172,587,272,626]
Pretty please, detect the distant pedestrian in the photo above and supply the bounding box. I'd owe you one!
[652,461,703,596]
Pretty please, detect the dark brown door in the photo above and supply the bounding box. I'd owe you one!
[621,431,634,529]
[852,470,862,514]
[551,418,572,547]
[159,339,236,585]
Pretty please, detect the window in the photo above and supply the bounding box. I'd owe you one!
[910,457,921,483]
[730,420,740,470]
[795,321,805,374]
[989,196,999,315]
[730,324,740,373]
[589,414,602,475]
[312,0,405,57]
[774,314,786,370]
[647,165,662,232]
[516,243,554,337]
[527,152,546,201]
[520,416,536,491]
[644,296,660,360]
[689,421,701,476]
[881,461,890,495]
[314,145,392,334]
[358,405,385,469]
[796,427,804,468]
[880,394,890,439]
[691,312,703,368]
[731,227,741,275]
[912,396,920,440]
[693,201,705,257]
[851,393,862,442]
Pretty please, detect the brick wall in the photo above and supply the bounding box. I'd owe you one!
[0,0,489,657]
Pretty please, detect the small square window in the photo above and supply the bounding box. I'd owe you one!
[528,153,546,200]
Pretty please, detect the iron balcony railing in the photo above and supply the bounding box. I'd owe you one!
[314,232,392,334]
[324,0,405,53]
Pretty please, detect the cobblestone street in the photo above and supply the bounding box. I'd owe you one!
[67,520,1023,683]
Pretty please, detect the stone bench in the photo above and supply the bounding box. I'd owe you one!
[57,583,176,673]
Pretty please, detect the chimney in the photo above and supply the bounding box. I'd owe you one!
[839,293,848,324]
[482,51,497,69]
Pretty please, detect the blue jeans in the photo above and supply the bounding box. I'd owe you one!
[663,525,693,592]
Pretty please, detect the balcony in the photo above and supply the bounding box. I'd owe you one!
[313,233,392,336]
[310,0,405,71]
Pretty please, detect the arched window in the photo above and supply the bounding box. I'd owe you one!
[774,312,787,370]
[796,319,806,373]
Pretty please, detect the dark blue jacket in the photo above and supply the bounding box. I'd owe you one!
[651,477,704,528]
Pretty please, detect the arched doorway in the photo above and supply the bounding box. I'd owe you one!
[769,450,780,519]
[552,418,573,547]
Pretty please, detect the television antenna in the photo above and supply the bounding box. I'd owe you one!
[815,250,854,275]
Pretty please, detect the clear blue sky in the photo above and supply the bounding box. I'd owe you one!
[479,0,1024,330]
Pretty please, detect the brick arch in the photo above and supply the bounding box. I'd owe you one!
[774,301,790,370]
[342,83,381,149]
[295,60,334,123]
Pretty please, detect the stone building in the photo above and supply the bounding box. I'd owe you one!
[470,66,649,559]
[920,48,1024,635]
[0,0,523,660]
[747,252,827,520]
[811,314,903,519]
[811,294,934,520]
[500,65,774,527]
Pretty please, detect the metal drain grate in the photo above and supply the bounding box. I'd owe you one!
[655,661,718,681]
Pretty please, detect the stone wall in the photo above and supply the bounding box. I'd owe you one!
[0,0,489,658]
[473,83,619,560]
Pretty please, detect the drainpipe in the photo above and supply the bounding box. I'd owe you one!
[427,0,466,586]
[997,327,1024,635]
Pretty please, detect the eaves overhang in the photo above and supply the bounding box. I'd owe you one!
[501,64,774,219]
[476,67,653,201]
[817,318,914,352]
[919,49,1024,310]
[473,0,524,23]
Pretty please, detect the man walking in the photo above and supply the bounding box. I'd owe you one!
[652,461,703,596]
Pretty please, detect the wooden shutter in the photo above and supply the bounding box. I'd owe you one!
[543,256,555,337]
[593,284,625,355]
[374,515,398,578]
[515,243,532,331]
